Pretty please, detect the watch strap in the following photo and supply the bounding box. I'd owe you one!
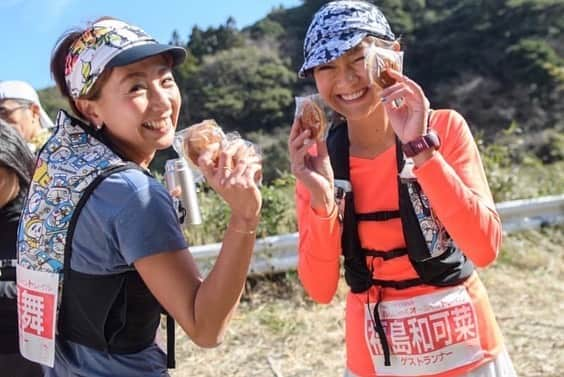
[402,131,440,157]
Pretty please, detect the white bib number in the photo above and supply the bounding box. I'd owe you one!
[16,265,59,367]
[364,286,484,376]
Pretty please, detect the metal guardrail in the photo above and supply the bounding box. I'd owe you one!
[191,194,564,276]
[496,194,564,233]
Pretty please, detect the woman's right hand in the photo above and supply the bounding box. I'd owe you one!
[288,118,335,216]
[198,141,262,226]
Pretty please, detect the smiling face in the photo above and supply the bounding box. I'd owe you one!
[313,42,379,122]
[312,39,399,122]
[77,54,181,167]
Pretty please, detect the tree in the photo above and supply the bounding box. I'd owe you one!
[38,87,69,120]
[187,17,246,60]
[182,45,296,133]
[169,29,184,46]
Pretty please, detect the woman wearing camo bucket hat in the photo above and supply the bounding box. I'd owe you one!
[289,2,516,376]
[16,17,262,377]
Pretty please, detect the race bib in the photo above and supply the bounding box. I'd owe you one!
[17,265,59,367]
[365,286,484,376]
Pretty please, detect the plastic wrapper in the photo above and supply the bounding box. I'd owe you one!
[294,94,332,141]
[364,42,404,89]
[175,119,225,167]
[173,119,262,184]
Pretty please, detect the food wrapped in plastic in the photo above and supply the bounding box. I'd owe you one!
[294,94,331,141]
[228,135,263,185]
[364,41,404,88]
[174,120,263,184]
[176,119,225,167]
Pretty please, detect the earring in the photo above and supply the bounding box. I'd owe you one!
[94,123,103,130]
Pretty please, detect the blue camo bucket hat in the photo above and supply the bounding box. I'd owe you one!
[298,0,395,78]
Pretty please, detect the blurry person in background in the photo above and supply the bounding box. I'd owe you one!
[0,120,43,377]
[0,80,54,152]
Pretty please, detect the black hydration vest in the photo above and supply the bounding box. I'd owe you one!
[0,197,23,354]
[326,121,474,365]
[17,111,175,367]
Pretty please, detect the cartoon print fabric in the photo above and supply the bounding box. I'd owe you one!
[16,110,128,366]
[64,19,156,98]
[17,110,124,273]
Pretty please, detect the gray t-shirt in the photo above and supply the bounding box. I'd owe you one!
[44,169,188,377]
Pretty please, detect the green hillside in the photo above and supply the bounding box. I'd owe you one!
[39,0,564,181]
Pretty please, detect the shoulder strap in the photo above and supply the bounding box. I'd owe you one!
[327,123,349,181]
[327,123,373,293]
[396,112,474,285]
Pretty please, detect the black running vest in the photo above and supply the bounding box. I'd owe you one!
[326,121,474,365]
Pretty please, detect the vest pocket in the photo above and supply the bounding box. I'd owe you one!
[59,269,160,353]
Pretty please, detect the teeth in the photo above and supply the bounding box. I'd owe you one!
[341,89,365,101]
[143,119,171,130]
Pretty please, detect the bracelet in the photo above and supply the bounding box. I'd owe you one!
[231,227,256,235]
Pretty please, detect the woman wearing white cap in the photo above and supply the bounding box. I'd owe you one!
[0,80,54,152]
[0,120,43,377]
[289,1,516,376]
[16,17,261,376]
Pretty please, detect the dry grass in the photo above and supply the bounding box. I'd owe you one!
[170,225,564,377]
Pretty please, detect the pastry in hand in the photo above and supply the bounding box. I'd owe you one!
[300,99,327,141]
[374,59,399,88]
[183,119,224,166]
[365,46,401,88]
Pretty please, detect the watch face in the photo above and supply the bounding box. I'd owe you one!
[427,131,440,148]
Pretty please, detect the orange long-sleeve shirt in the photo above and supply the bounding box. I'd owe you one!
[296,110,505,376]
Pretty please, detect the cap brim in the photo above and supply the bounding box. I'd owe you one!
[298,32,366,79]
[39,107,55,129]
[107,43,187,69]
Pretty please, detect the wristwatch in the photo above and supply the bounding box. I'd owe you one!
[402,131,440,157]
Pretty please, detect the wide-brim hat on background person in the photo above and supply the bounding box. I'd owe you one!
[65,18,186,99]
[0,80,55,129]
[298,0,396,78]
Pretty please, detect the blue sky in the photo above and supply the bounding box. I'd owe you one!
[0,0,301,90]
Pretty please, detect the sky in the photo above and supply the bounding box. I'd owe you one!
[0,0,301,90]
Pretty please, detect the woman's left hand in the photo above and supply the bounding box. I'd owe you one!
[380,70,430,143]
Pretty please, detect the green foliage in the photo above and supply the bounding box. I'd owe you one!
[478,122,525,201]
[246,126,291,183]
[185,184,231,245]
[187,17,245,61]
[480,141,518,202]
[256,173,297,238]
[248,19,285,40]
[478,121,564,201]
[37,86,69,120]
[408,0,563,83]
[184,174,297,245]
[181,45,296,133]
[536,130,564,163]
[504,38,564,93]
